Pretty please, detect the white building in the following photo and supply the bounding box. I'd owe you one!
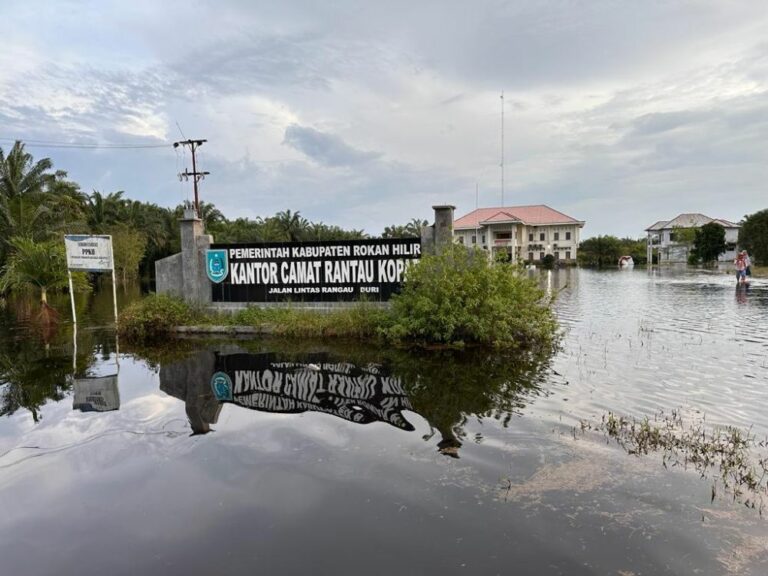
[453,205,585,263]
[645,213,740,263]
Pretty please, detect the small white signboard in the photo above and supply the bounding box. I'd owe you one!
[64,234,118,325]
[64,235,114,271]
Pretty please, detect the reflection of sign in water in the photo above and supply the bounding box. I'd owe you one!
[214,353,415,430]
[73,375,120,412]
[64,235,114,271]
[206,249,229,284]
[210,371,233,401]
[210,238,421,302]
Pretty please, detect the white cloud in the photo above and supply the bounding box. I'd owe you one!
[0,0,766,236]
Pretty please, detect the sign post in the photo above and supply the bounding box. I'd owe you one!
[64,235,117,326]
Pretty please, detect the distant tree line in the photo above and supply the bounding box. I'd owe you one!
[577,236,648,267]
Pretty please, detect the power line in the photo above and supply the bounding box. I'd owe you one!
[0,137,172,149]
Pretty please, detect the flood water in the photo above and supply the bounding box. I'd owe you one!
[1,268,767,575]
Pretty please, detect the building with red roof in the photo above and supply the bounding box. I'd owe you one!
[453,205,585,263]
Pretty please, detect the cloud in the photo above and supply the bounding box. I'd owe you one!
[282,124,380,167]
[0,1,766,239]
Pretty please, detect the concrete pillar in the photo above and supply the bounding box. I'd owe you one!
[179,208,212,305]
[432,205,455,254]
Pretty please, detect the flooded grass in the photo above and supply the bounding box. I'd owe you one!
[578,410,768,515]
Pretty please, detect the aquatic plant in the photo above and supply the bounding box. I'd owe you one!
[580,410,768,514]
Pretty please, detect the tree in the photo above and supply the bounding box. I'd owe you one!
[692,222,726,264]
[382,218,428,238]
[618,237,648,264]
[108,224,148,283]
[273,209,309,242]
[0,141,53,200]
[87,190,125,231]
[0,236,89,305]
[671,226,697,246]
[738,209,768,265]
[0,142,56,263]
[577,235,622,267]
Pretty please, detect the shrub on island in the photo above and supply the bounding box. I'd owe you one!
[383,244,557,348]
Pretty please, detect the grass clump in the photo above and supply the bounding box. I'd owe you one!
[119,293,206,341]
[384,244,558,348]
[580,409,768,514]
[232,304,389,338]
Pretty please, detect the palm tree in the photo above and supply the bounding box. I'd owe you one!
[0,142,56,261]
[87,190,125,231]
[274,209,309,242]
[0,141,53,200]
[0,236,89,305]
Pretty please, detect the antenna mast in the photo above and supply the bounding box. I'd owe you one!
[500,91,504,206]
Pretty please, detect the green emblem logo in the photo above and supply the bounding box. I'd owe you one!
[206,249,228,283]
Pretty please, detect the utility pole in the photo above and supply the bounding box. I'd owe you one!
[173,139,209,217]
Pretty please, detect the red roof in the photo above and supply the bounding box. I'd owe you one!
[454,205,583,229]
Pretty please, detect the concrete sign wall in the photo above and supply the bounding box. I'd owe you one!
[209,238,421,302]
[156,205,454,308]
[64,235,113,271]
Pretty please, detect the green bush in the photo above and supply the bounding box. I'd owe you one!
[384,244,558,348]
[118,294,198,341]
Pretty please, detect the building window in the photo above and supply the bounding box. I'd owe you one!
[471,235,477,245]
[539,232,545,241]
[458,236,464,244]
[528,252,534,262]
[554,232,559,241]
[528,233,533,241]
[496,232,511,240]
[566,251,571,260]
[481,234,486,243]
[539,252,545,261]
[565,231,571,240]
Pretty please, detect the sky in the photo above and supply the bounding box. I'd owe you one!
[0,0,766,238]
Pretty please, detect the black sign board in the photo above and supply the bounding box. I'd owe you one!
[208,238,421,302]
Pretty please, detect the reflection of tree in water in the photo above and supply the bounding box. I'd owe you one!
[0,341,74,422]
[0,300,103,422]
[390,348,553,457]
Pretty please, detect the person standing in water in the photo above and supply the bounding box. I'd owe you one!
[742,250,752,277]
[734,253,747,285]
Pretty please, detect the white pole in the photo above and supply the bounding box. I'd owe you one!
[72,322,77,373]
[109,236,120,369]
[109,236,118,325]
[68,269,77,324]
